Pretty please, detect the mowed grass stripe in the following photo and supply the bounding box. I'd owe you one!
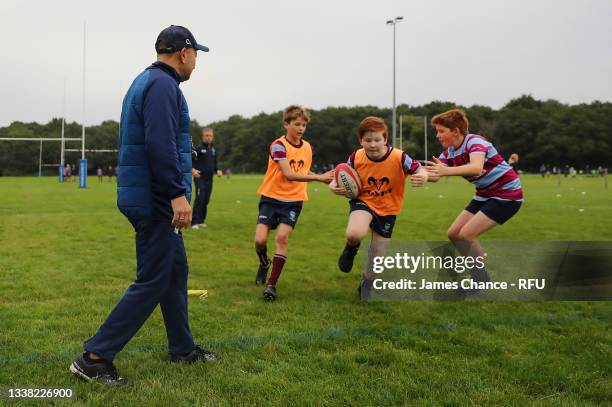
[1,308,609,366]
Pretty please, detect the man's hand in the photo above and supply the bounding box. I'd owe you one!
[171,195,192,230]
[318,170,334,184]
[192,168,201,178]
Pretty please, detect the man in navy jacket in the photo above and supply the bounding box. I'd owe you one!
[70,25,217,385]
[191,128,220,228]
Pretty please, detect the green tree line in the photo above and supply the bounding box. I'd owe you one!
[1,95,610,176]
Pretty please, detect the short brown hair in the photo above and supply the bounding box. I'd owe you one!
[431,108,469,135]
[283,105,310,124]
[357,116,388,141]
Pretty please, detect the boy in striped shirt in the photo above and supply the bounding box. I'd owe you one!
[424,109,523,285]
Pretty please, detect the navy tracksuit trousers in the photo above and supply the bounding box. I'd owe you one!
[192,175,213,225]
[84,219,194,362]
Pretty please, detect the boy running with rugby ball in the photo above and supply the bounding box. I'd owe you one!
[330,117,427,297]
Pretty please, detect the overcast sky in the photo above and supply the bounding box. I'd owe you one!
[1,0,611,127]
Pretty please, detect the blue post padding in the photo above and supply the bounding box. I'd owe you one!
[79,159,87,189]
[59,165,64,182]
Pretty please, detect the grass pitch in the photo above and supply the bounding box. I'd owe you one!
[0,174,611,406]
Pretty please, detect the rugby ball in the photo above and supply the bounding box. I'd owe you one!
[334,163,362,199]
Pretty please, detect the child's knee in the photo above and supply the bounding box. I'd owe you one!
[275,233,289,247]
[447,227,461,241]
[346,228,367,244]
[254,226,269,246]
[456,228,476,241]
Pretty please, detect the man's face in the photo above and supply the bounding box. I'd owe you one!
[202,130,213,144]
[180,48,198,80]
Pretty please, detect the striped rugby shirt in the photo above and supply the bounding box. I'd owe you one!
[438,134,523,201]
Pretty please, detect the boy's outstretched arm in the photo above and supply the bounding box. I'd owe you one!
[277,160,333,183]
[424,155,484,178]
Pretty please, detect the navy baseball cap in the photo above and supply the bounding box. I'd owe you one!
[155,25,209,54]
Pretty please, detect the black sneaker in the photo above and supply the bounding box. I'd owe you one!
[263,285,276,302]
[358,279,373,302]
[338,245,359,273]
[170,345,220,363]
[69,353,127,385]
[255,260,270,286]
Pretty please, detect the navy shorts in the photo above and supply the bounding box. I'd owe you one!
[257,196,303,229]
[349,199,396,239]
[465,198,522,224]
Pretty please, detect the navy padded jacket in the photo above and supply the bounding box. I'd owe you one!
[117,61,192,223]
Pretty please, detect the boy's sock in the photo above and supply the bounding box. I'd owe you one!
[267,254,287,287]
[256,244,269,266]
[255,245,271,285]
[345,242,360,254]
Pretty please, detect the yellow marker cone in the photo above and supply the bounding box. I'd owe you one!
[187,289,208,299]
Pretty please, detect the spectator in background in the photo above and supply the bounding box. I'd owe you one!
[191,128,221,229]
[97,166,103,182]
[108,165,114,182]
[64,164,72,182]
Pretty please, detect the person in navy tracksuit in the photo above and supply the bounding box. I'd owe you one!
[70,25,217,385]
[191,127,219,228]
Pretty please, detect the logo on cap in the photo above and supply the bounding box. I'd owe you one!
[156,25,210,54]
